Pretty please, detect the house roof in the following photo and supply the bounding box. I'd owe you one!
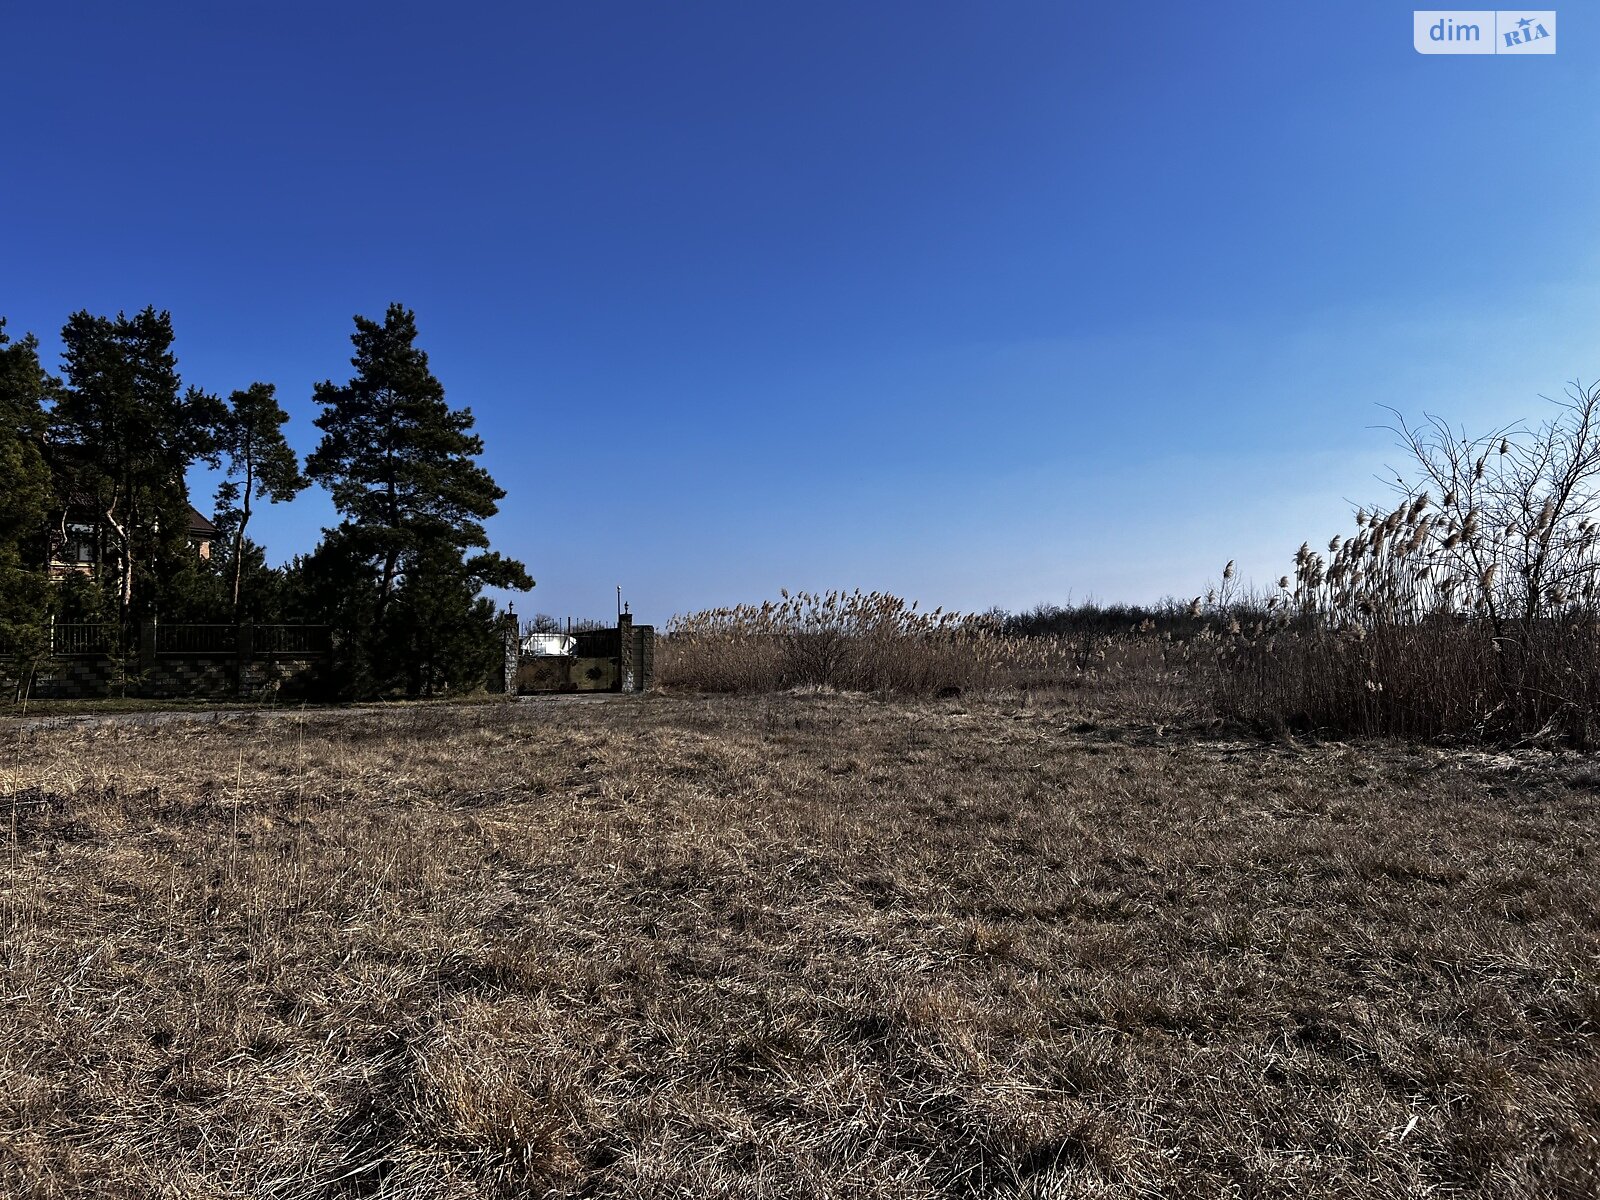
[47,445,218,538]
[187,506,218,537]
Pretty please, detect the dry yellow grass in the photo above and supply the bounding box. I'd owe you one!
[2,696,1597,1198]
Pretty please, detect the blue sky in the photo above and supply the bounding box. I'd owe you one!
[4,3,1597,622]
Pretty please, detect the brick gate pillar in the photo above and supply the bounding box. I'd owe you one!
[501,612,520,695]
[618,611,635,693]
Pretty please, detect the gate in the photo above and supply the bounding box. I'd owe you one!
[513,617,653,695]
[569,627,621,691]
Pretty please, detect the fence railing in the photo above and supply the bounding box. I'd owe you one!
[253,625,331,655]
[157,624,238,654]
[23,622,331,658]
[50,623,119,655]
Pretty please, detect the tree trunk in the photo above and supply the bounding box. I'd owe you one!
[103,504,133,616]
[231,458,253,612]
[377,470,400,622]
[379,549,398,619]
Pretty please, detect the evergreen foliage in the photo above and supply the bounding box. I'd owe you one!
[212,382,305,613]
[0,303,531,699]
[305,304,531,695]
[0,320,57,684]
[49,308,221,618]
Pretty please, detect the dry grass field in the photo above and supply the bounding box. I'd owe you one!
[2,695,1597,1199]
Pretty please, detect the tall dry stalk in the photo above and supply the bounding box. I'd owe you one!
[659,590,1203,720]
[660,590,982,694]
[1214,382,1600,743]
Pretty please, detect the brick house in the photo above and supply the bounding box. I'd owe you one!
[49,503,217,580]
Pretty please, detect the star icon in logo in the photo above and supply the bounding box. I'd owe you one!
[1517,16,1534,30]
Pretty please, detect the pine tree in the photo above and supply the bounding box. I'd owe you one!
[50,308,221,617]
[0,319,57,684]
[387,541,504,695]
[212,382,305,612]
[306,304,531,695]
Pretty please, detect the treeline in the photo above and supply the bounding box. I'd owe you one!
[993,599,1216,640]
[0,303,531,699]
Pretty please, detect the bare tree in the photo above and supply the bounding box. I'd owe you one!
[1380,381,1600,632]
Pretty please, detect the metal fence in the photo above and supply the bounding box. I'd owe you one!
[156,624,238,654]
[30,622,329,658]
[254,625,331,655]
[49,623,118,655]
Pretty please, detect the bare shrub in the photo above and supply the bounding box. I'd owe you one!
[1215,381,1600,744]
